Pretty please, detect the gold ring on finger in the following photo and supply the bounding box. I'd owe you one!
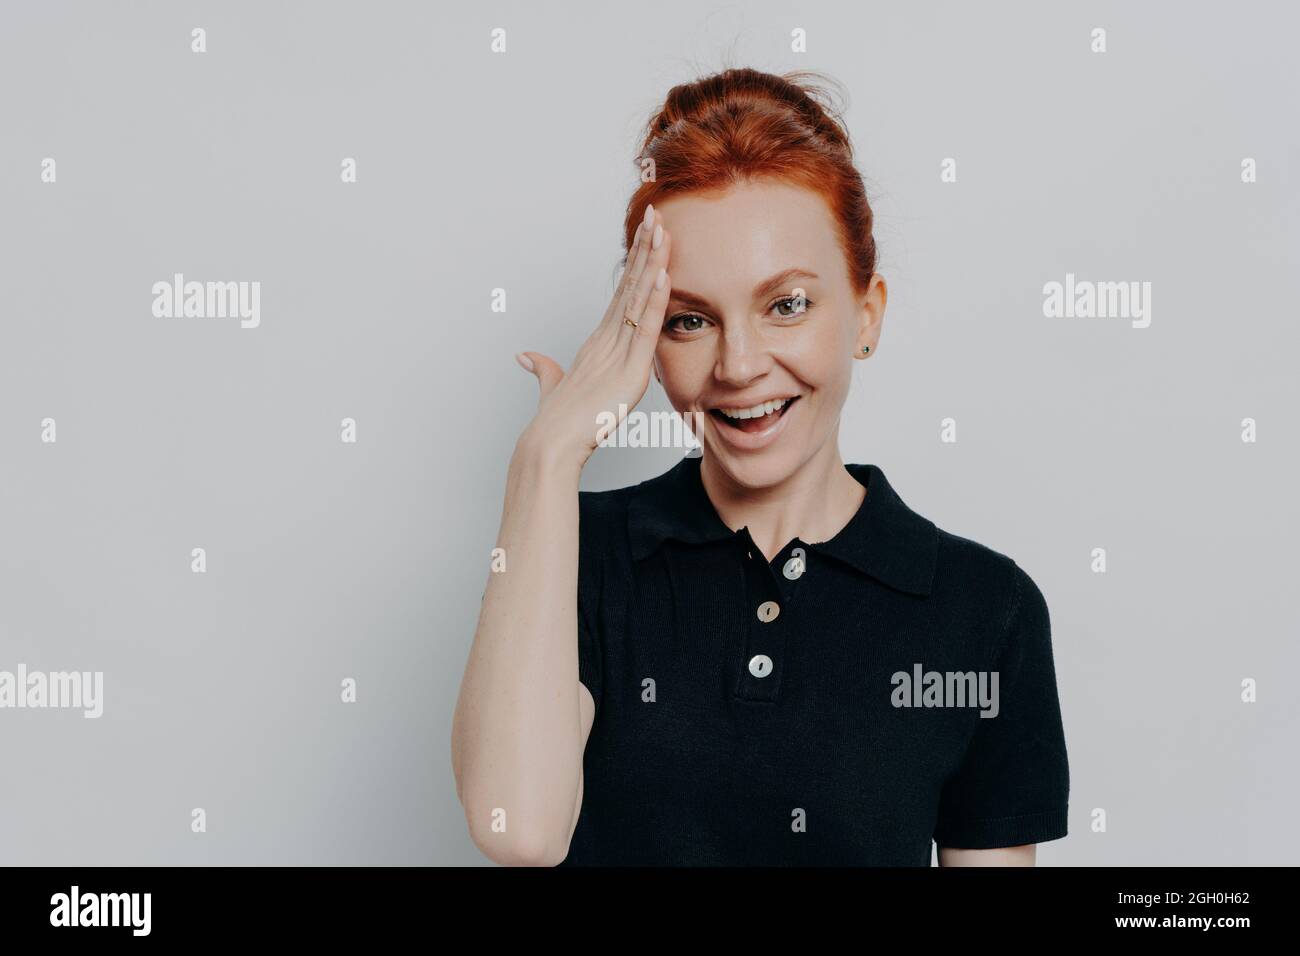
[624,317,639,328]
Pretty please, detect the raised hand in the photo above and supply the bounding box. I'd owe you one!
[514,203,673,469]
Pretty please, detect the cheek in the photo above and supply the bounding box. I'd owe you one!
[781,319,854,393]
[654,346,709,407]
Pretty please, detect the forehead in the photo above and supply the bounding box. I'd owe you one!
[656,180,844,295]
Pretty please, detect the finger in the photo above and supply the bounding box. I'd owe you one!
[588,221,645,354]
[599,212,648,324]
[621,216,671,342]
[627,263,671,368]
[612,205,658,332]
[518,351,565,399]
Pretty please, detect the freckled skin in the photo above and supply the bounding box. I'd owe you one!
[651,178,886,554]
[651,181,1042,868]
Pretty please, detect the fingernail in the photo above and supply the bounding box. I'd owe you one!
[643,204,654,227]
[515,352,534,372]
[655,267,667,289]
[652,224,663,249]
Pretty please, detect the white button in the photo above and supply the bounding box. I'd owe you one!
[757,600,780,623]
[748,654,773,677]
[782,557,805,580]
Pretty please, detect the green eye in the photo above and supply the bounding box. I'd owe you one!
[668,313,707,333]
[774,296,811,318]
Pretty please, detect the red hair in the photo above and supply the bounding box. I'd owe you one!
[624,67,877,296]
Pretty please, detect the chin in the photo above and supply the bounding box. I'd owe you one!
[700,435,814,491]
[691,390,824,488]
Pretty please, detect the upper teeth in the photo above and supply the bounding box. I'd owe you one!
[719,398,789,420]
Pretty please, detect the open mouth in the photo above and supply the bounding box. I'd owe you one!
[708,397,800,434]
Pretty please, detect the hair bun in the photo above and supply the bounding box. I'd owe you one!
[627,67,876,295]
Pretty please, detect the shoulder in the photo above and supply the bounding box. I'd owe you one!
[576,468,663,557]
[578,483,636,525]
[575,470,671,598]
[577,456,687,533]
[577,480,641,531]
[931,525,1048,632]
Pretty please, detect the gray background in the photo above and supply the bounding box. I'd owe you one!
[1,0,1296,865]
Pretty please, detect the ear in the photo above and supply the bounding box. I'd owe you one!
[854,273,887,358]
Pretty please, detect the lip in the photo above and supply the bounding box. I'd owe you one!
[708,395,799,414]
[707,396,798,452]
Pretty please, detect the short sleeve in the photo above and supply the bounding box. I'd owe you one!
[576,493,604,715]
[933,562,1069,849]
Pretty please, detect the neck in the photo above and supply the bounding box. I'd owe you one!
[699,442,866,562]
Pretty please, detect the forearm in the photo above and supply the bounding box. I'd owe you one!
[452,432,585,865]
[937,844,1036,866]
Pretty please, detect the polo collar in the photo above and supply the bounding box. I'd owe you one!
[626,455,938,596]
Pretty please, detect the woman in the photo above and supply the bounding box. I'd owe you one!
[451,67,1069,866]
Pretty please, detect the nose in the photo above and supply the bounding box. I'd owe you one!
[714,322,773,388]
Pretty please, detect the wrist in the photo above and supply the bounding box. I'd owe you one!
[512,425,588,483]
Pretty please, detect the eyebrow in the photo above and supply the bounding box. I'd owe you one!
[668,268,820,311]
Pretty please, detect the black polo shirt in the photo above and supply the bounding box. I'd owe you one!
[561,454,1069,866]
